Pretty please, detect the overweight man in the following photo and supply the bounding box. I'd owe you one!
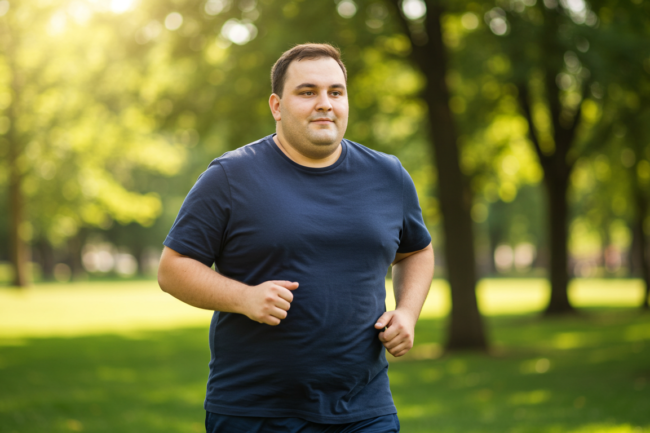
[158,43,434,433]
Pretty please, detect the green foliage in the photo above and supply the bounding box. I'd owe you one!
[564,0,650,263]
[0,0,190,249]
[444,0,650,281]
[1,0,649,279]
[1,0,445,260]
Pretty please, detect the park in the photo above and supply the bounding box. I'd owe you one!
[1,0,650,431]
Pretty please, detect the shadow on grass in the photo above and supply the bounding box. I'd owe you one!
[1,308,649,433]
[391,309,650,432]
[0,328,210,433]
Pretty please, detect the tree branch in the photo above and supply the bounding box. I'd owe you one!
[388,0,413,42]
[387,0,430,67]
[517,82,547,167]
[564,90,585,171]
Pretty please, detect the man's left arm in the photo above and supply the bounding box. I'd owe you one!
[375,243,434,357]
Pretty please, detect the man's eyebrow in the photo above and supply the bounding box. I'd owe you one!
[295,83,317,90]
[294,83,347,90]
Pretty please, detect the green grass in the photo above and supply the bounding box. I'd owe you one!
[390,311,650,433]
[0,280,649,432]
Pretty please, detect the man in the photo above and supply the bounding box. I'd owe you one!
[158,43,434,432]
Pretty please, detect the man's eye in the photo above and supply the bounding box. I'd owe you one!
[302,91,314,96]
[331,91,342,96]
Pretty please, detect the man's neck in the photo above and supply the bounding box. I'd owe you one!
[272,134,342,168]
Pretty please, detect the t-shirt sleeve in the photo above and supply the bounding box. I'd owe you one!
[163,161,231,267]
[397,165,432,254]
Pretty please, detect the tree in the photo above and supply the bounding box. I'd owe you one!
[508,3,592,314]
[0,0,188,286]
[590,0,650,307]
[554,0,650,307]
[471,0,628,314]
[386,0,488,350]
[608,2,650,309]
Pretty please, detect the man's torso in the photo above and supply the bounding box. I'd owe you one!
[164,135,430,423]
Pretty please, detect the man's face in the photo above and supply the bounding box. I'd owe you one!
[270,57,349,160]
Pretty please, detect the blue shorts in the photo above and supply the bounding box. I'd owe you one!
[205,412,400,433]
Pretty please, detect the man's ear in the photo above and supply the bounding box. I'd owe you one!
[269,94,282,121]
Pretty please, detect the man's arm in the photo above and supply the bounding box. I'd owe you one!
[158,246,298,326]
[374,243,434,357]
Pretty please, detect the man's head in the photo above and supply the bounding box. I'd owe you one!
[269,43,349,163]
[271,43,347,98]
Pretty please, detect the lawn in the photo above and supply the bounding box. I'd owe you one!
[0,279,648,432]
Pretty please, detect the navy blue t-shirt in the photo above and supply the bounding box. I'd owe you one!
[164,135,431,424]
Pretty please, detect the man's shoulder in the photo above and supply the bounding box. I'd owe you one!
[207,135,272,170]
[343,138,403,175]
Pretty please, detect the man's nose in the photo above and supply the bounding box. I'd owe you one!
[315,92,333,111]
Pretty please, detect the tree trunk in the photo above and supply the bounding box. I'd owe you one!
[641,239,650,310]
[634,218,650,309]
[543,174,574,315]
[7,63,28,286]
[509,4,582,315]
[36,238,55,281]
[68,231,86,280]
[602,223,612,275]
[631,164,650,309]
[4,20,29,288]
[132,243,146,276]
[8,158,28,287]
[630,221,641,276]
[391,0,488,351]
[517,84,578,316]
[487,211,502,276]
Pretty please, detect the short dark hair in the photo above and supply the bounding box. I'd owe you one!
[271,43,348,97]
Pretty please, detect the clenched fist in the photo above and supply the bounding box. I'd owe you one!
[242,280,299,326]
[374,309,416,357]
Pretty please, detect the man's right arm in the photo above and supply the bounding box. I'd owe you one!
[157,246,298,326]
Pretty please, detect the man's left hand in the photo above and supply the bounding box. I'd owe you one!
[374,309,416,358]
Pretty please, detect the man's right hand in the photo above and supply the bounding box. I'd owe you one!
[242,280,299,326]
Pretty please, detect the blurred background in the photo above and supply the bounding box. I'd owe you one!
[1,0,649,292]
[1,0,649,432]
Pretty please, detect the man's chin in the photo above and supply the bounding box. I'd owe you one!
[308,132,339,146]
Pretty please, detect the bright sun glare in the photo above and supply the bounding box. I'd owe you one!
[110,0,134,14]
